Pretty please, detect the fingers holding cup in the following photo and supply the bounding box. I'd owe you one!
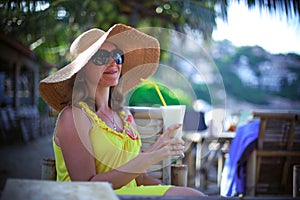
[161,105,186,138]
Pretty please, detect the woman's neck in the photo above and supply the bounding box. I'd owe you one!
[91,87,111,111]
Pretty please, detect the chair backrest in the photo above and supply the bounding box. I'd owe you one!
[129,106,171,185]
[247,112,300,196]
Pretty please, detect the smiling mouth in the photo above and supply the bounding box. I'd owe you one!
[104,69,118,74]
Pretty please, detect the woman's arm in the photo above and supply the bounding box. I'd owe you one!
[135,173,162,186]
[55,107,184,189]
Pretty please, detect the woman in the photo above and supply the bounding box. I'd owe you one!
[39,24,204,196]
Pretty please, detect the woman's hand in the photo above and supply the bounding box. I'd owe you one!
[144,124,185,163]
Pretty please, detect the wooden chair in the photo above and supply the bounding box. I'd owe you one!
[246,112,300,196]
[129,106,171,185]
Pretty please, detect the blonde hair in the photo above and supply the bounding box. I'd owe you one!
[71,70,124,112]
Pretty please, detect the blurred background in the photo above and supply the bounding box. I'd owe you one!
[0,0,299,195]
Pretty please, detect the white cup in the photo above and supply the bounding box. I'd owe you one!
[160,105,186,160]
[160,105,186,138]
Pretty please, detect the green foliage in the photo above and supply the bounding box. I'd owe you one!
[234,46,268,73]
[1,0,299,109]
[213,42,300,105]
[192,83,211,104]
[1,0,299,68]
[215,59,269,104]
[277,63,300,100]
[0,0,219,67]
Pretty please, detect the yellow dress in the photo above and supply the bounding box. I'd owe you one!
[53,102,172,196]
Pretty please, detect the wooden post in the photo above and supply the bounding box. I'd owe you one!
[293,165,300,197]
[246,150,256,196]
[217,151,225,188]
[41,158,56,180]
[13,63,20,108]
[162,157,171,185]
[171,164,188,186]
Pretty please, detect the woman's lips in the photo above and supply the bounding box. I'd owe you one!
[104,68,118,74]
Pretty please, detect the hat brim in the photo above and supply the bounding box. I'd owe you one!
[39,24,160,112]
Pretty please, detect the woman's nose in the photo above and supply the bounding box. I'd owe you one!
[108,56,116,65]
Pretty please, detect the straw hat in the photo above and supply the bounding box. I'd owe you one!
[39,24,160,111]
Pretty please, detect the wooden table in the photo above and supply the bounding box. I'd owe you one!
[183,130,236,189]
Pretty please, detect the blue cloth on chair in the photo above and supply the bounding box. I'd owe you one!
[220,120,260,196]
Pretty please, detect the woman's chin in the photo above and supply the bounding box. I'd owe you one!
[99,79,119,88]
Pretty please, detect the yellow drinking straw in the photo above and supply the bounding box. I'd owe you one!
[140,78,167,106]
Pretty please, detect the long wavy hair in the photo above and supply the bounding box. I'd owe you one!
[71,68,125,112]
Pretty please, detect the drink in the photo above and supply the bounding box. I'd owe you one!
[160,105,186,138]
[160,105,186,160]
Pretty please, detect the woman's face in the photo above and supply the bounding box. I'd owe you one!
[83,42,123,89]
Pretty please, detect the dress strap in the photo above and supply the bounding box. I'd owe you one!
[77,102,105,127]
[78,101,139,140]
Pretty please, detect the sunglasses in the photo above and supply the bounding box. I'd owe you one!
[92,49,124,66]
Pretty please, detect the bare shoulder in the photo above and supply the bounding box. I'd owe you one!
[56,106,86,125]
[55,106,91,140]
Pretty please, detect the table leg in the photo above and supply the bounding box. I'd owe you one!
[195,141,202,188]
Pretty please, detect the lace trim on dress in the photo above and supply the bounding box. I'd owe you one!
[78,102,139,140]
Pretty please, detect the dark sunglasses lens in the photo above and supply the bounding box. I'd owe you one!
[112,49,124,64]
[92,49,124,66]
[93,50,110,65]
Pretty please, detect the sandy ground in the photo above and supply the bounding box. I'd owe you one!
[0,134,54,191]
